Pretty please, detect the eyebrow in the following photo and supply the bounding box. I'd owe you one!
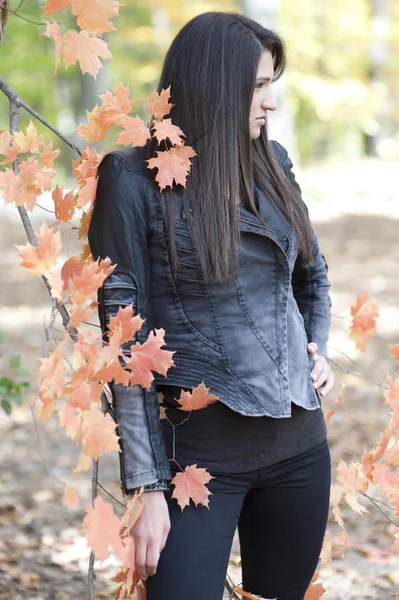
[256,76,273,82]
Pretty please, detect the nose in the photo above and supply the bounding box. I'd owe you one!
[262,89,277,112]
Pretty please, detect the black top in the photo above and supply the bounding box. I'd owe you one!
[158,384,327,473]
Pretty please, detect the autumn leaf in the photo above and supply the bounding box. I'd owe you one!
[15,222,61,276]
[230,586,276,600]
[108,304,144,345]
[349,291,379,351]
[76,105,110,142]
[72,146,104,184]
[390,344,399,360]
[152,118,185,146]
[80,406,120,460]
[42,0,70,16]
[82,496,125,562]
[146,144,197,190]
[120,493,144,533]
[304,571,326,599]
[63,30,112,79]
[48,268,64,300]
[0,169,22,205]
[72,452,92,476]
[383,374,399,407]
[117,116,151,147]
[98,82,133,127]
[38,142,60,168]
[71,0,119,35]
[44,20,63,73]
[69,257,115,304]
[176,381,219,411]
[52,185,76,223]
[0,130,18,164]
[125,328,175,389]
[324,384,345,425]
[63,484,80,507]
[13,121,46,154]
[76,176,98,209]
[145,86,173,120]
[171,464,214,511]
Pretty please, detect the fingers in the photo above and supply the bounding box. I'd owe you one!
[135,524,170,579]
[318,370,334,397]
[311,356,334,397]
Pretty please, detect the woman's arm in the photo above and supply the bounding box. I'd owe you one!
[88,152,172,495]
[276,143,332,363]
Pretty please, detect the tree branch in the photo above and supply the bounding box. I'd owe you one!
[2,6,44,26]
[0,77,81,158]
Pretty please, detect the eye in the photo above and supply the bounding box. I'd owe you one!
[254,83,264,89]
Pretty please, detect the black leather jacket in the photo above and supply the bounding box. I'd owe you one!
[88,141,332,494]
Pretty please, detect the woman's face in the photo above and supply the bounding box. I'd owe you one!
[249,49,277,141]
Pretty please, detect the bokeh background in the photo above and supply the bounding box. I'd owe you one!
[1,1,399,598]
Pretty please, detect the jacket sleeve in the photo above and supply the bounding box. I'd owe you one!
[88,152,173,494]
[277,143,332,363]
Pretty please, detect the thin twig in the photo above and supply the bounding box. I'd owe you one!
[97,483,125,509]
[88,459,99,600]
[2,6,44,26]
[361,491,398,526]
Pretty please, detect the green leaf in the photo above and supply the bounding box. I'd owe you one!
[1,400,12,416]
[9,355,21,369]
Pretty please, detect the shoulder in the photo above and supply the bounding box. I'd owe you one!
[104,146,149,177]
[270,140,288,165]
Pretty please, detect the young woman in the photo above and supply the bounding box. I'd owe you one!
[88,11,334,600]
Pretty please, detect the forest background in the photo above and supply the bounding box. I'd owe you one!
[1,0,399,599]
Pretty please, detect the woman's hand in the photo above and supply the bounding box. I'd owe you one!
[129,490,171,580]
[307,342,334,398]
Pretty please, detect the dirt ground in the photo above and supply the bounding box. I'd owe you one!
[1,157,399,600]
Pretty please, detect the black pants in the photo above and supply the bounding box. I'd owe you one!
[146,438,331,600]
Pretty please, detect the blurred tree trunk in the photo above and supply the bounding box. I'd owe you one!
[364,0,389,156]
[241,0,298,163]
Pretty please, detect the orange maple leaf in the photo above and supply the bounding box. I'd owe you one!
[117,116,151,147]
[145,86,173,120]
[125,328,175,389]
[171,464,214,511]
[48,268,64,301]
[80,406,120,460]
[38,143,60,168]
[59,402,82,440]
[98,82,133,127]
[42,0,70,16]
[82,496,125,562]
[349,291,379,352]
[390,344,399,360]
[61,255,85,289]
[176,381,219,411]
[0,169,21,204]
[324,384,345,425]
[108,304,144,344]
[13,121,46,153]
[362,424,393,479]
[63,484,80,507]
[16,222,61,276]
[44,20,63,73]
[76,176,98,209]
[152,118,185,146]
[63,30,112,79]
[0,130,18,164]
[71,0,119,35]
[371,461,397,495]
[72,146,104,184]
[384,374,399,407]
[67,302,96,329]
[37,391,56,422]
[146,144,197,191]
[52,185,76,223]
[304,571,326,599]
[69,257,115,304]
[76,105,110,142]
[72,452,92,476]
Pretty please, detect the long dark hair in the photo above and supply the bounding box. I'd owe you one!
[143,11,313,285]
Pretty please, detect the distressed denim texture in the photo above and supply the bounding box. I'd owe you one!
[87,141,332,494]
